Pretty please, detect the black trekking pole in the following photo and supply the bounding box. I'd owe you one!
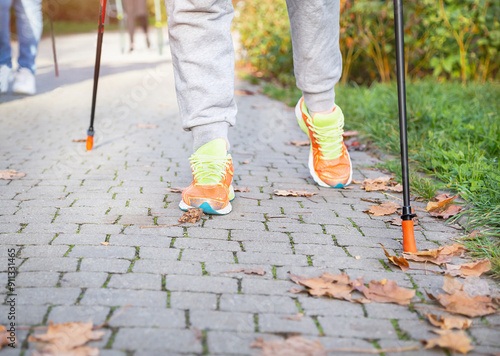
[86,0,108,151]
[394,0,417,252]
[48,0,59,77]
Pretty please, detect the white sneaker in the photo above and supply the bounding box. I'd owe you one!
[13,68,36,95]
[0,65,12,94]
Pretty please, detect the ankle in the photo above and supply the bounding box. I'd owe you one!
[191,122,230,151]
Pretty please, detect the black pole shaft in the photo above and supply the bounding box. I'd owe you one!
[89,0,107,134]
[393,0,413,220]
[48,0,58,77]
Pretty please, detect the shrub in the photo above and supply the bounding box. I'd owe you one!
[234,0,499,85]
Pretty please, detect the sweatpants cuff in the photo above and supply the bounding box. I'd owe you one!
[191,122,230,151]
[303,88,336,114]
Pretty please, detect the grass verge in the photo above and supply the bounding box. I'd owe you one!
[260,79,500,278]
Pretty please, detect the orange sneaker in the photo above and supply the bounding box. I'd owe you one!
[179,138,235,215]
[295,97,352,188]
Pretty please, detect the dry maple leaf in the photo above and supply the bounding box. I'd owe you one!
[364,201,400,216]
[387,216,419,226]
[166,187,184,193]
[274,189,317,197]
[29,321,104,356]
[100,242,109,246]
[289,140,310,146]
[178,208,204,224]
[1,325,14,349]
[281,313,304,321]
[433,275,498,317]
[425,314,472,330]
[0,170,26,180]
[403,243,466,266]
[353,278,415,305]
[244,268,266,276]
[362,176,403,192]
[379,243,410,271]
[251,336,326,356]
[137,124,158,129]
[426,194,459,211]
[446,259,491,278]
[429,204,464,219]
[289,272,356,301]
[235,89,255,96]
[423,329,473,354]
[234,186,250,192]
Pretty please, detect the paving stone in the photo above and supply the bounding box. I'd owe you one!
[166,275,238,293]
[170,292,217,310]
[109,234,172,247]
[67,245,136,259]
[297,296,365,317]
[48,305,110,325]
[51,234,107,245]
[190,311,255,332]
[206,331,276,355]
[106,273,162,290]
[230,230,289,242]
[80,289,167,307]
[204,262,273,279]
[318,316,398,339]
[258,314,319,335]
[19,245,69,258]
[0,304,47,325]
[174,238,241,251]
[133,260,201,275]
[237,252,308,266]
[79,258,131,273]
[113,328,202,353]
[108,307,185,328]
[181,249,235,263]
[60,272,109,288]
[15,272,60,288]
[19,258,78,272]
[0,233,54,245]
[220,294,297,314]
[241,279,296,295]
[17,287,81,305]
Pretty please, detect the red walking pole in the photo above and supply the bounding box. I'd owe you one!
[86,0,108,151]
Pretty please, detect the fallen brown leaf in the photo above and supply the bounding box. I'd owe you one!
[353,278,415,306]
[425,314,472,330]
[29,321,104,356]
[446,259,491,278]
[288,140,310,146]
[251,336,326,356]
[235,89,255,96]
[423,329,473,354]
[426,194,459,211]
[403,243,466,266]
[166,187,184,193]
[433,275,498,317]
[351,179,362,184]
[364,201,400,216]
[379,243,410,271]
[342,130,358,137]
[0,170,26,180]
[362,176,403,192]
[178,208,204,224]
[72,138,86,142]
[429,204,464,219]
[234,187,250,192]
[137,124,158,129]
[281,313,304,321]
[289,272,359,302]
[1,325,14,349]
[100,242,109,246]
[274,189,317,197]
[242,160,250,164]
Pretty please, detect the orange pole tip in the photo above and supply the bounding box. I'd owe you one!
[402,220,417,253]
[86,135,94,151]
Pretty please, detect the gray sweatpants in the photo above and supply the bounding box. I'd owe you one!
[165,0,342,149]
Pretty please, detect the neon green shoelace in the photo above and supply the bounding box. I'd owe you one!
[190,154,231,185]
[308,119,344,160]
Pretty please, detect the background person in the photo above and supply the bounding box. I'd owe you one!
[0,0,42,95]
[123,0,150,52]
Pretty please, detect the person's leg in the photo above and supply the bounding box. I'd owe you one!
[123,0,135,50]
[0,0,13,69]
[13,0,42,74]
[138,15,150,47]
[285,0,341,114]
[165,0,236,151]
[286,0,351,188]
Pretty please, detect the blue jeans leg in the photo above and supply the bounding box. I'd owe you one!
[0,0,13,68]
[14,0,42,73]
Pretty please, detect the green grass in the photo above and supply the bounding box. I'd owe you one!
[260,79,500,278]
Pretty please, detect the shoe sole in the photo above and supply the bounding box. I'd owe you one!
[295,100,353,188]
[179,200,232,215]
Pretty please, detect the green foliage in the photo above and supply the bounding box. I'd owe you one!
[235,0,500,84]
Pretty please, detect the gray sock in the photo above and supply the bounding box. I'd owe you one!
[191,122,230,152]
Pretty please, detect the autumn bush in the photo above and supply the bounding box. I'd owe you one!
[234,0,499,85]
